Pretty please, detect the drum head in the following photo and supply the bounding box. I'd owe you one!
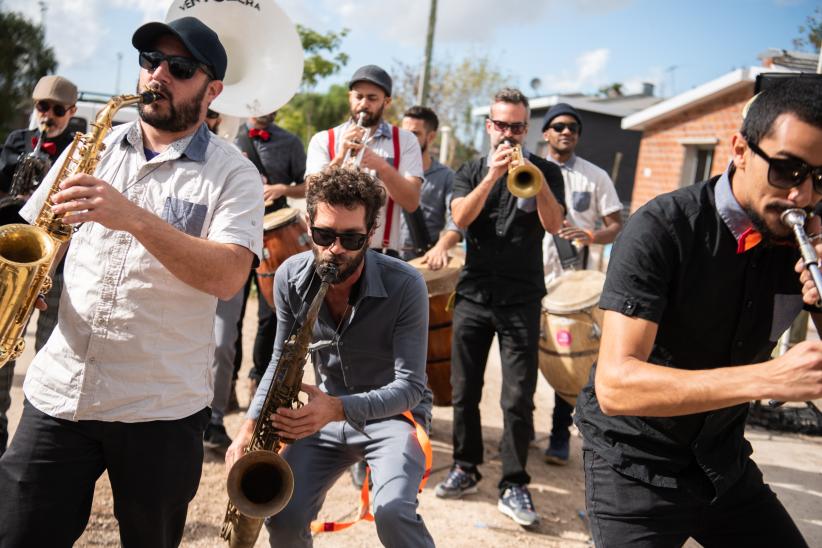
[263,207,300,231]
[543,270,606,314]
[408,255,463,296]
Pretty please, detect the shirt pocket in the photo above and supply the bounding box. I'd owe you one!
[572,190,592,213]
[769,293,804,341]
[161,197,207,237]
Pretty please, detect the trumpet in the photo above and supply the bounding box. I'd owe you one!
[342,112,373,169]
[504,141,543,199]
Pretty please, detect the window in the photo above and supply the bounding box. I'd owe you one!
[678,138,718,187]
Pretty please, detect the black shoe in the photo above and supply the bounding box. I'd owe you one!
[498,485,539,527]
[349,461,373,490]
[203,423,232,450]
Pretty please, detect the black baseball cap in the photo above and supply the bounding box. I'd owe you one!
[132,17,227,81]
[349,65,392,96]
[541,102,583,134]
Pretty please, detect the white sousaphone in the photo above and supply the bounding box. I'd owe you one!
[165,0,305,140]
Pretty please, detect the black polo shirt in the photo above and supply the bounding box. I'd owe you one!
[235,123,306,213]
[0,127,73,193]
[575,171,806,499]
[452,152,564,305]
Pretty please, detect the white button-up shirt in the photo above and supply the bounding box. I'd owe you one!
[543,154,622,281]
[20,121,263,422]
[306,120,423,251]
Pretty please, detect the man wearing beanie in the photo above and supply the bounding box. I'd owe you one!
[0,17,263,546]
[539,103,623,466]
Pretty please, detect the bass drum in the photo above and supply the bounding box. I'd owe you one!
[256,208,311,309]
[0,197,26,226]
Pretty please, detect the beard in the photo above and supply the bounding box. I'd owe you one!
[312,244,368,284]
[351,105,384,128]
[138,80,208,132]
[743,203,798,246]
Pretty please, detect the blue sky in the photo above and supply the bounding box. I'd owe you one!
[4,0,818,99]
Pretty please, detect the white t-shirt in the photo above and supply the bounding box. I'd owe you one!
[543,154,622,282]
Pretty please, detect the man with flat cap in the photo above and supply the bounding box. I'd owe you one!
[0,74,79,459]
[0,16,263,547]
[306,64,423,257]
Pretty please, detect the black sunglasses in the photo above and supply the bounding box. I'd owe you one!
[549,122,580,134]
[35,100,68,117]
[747,140,822,193]
[488,118,527,135]
[206,109,220,119]
[139,51,214,80]
[310,226,368,251]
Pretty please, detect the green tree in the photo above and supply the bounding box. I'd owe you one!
[277,25,350,146]
[0,6,57,139]
[793,7,822,51]
[390,55,509,168]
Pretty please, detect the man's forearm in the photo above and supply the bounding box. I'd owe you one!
[451,178,495,229]
[375,164,421,211]
[433,229,461,251]
[535,181,563,233]
[128,207,252,300]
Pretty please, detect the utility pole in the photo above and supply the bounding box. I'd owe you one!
[417,0,437,106]
[115,52,123,95]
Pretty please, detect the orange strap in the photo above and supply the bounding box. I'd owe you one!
[310,411,432,534]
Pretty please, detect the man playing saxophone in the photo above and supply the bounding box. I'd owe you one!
[0,75,78,458]
[226,166,435,548]
[0,17,263,547]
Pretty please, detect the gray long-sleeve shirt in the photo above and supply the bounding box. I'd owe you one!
[247,250,433,431]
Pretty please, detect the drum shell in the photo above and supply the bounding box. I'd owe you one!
[538,305,603,407]
[256,212,310,309]
[426,293,453,406]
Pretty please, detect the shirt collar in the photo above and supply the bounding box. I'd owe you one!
[545,153,577,170]
[715,165,755,242]
[121,121,210,163]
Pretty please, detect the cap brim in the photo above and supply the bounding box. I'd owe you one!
[131,22,211,73]
[349,78,391,96]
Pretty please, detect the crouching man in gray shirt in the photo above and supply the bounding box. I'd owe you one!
[226,166,435,548]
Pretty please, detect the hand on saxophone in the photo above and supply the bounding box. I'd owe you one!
[269,383,345,440]
[225,419,255,471]
[51,174,142,232]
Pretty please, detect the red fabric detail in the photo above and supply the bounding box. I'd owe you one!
[328,128,335,161]
[736,226,762,254]
[32,137,57,156]
[380,126,402,249]
[248,128,270,141]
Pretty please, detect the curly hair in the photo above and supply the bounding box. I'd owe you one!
[742,77,822,147]
[305,166,387,231]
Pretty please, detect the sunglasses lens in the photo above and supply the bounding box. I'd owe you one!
[311,227,336,247]
[768,160,805,189]
[310,227,366,250]
[139,51,160,70]
[35,101,48,113]
[52,105,66,117]
[338,234,366,251]
[168,58,198,80]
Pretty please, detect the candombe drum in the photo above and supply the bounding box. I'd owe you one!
[256,208,311,308]
[409,255,463,406]
[538,270,606,406]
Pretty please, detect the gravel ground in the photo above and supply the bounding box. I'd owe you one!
[8,302,822,547]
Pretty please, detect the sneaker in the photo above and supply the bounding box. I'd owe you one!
[498,485,539,527]
[434,465,480,499]
[203,423,232,450]
[543,438,569,465]
[349,461,373,490]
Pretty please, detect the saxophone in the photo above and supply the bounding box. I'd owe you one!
[221,263,338,547]
[0,124,51,226]
[0,92,158,368]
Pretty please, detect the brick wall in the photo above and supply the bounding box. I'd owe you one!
[630,85,754,211]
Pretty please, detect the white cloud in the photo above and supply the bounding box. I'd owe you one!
[540,48,611,94]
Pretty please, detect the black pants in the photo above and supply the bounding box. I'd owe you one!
[451,295,541,490]
[583,450,808,548]
[233,272,277,382]
[550,393,574,444]
[0,399,209,548]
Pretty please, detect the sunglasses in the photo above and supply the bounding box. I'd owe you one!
[139,51,214,80]
[747,140,822,193]
[35,101,68,117]
[310,226,368,251]
[206,109,220,119]
[488,118,527,135]
[549,122,580,134]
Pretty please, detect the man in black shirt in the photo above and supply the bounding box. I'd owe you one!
[434,88,564,527]
[0,75,78,457]
[576,78,822,547]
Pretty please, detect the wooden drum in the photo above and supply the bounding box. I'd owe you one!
[409,256,463,406]
[256,208,311,308]
[538,270,606,406]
